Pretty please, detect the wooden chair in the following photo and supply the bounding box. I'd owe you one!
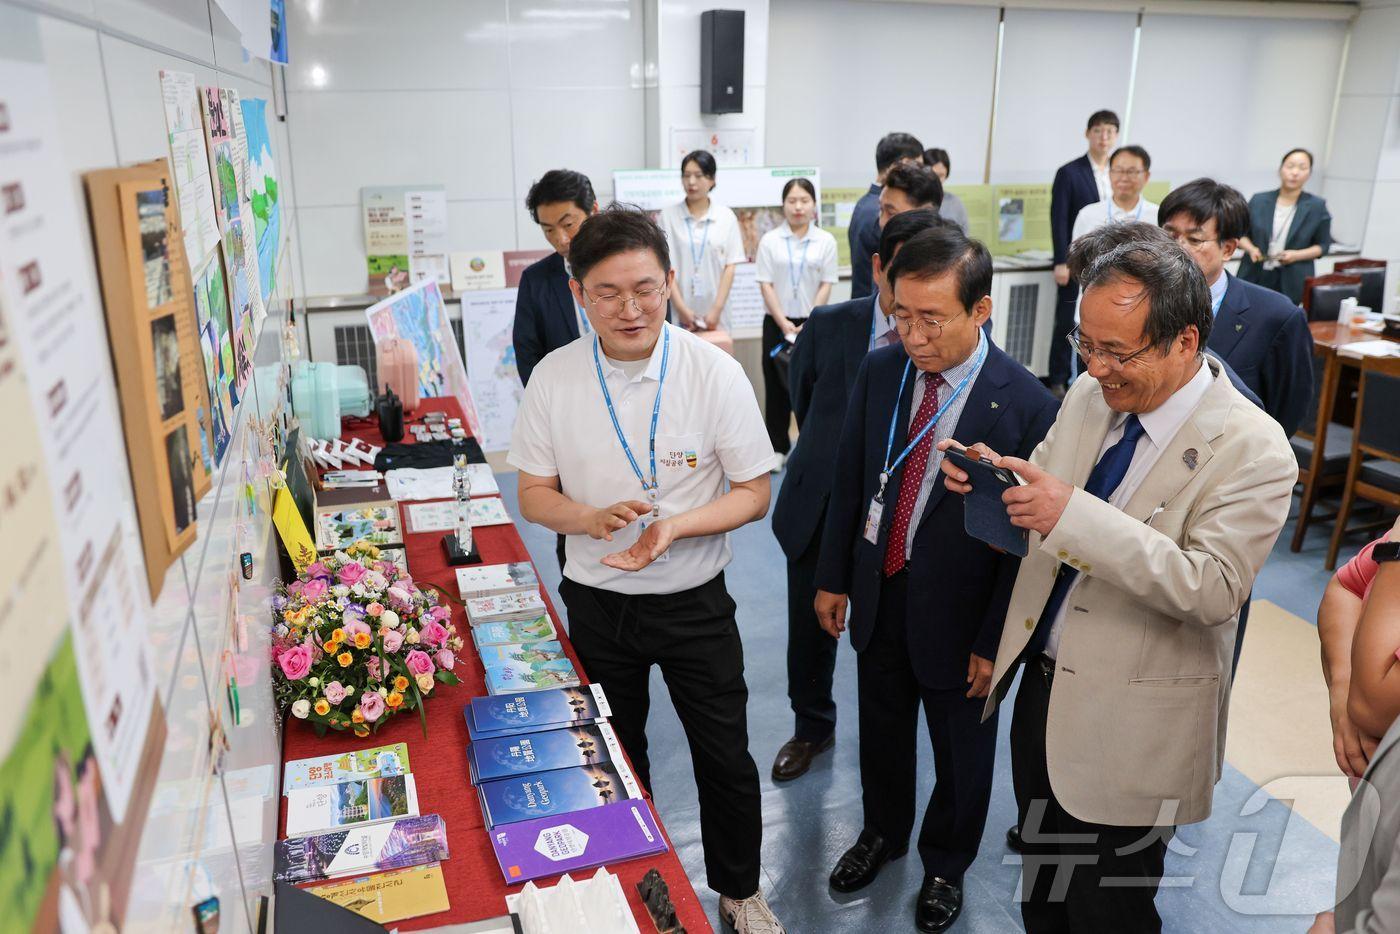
[1325,354,1400,569]
[1303,274,1363,322]
[1292,348,1353,551]
[1334,259,1388,314]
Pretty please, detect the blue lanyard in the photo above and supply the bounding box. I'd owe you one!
[877,334,987,500]
[685,215,710,272]
[592,327,671,499]
[785,234,810,300]
[868,293,883,351]
[1108,199,1144,223]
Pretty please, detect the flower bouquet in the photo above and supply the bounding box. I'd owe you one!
[271,541,464,737]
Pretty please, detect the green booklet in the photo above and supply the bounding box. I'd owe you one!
[282,742,410,795]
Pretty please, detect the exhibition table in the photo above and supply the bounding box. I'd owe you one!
[278,397,711,932]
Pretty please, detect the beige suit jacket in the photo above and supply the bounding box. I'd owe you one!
[1336,714,1400,932]
[983,356,1295,827]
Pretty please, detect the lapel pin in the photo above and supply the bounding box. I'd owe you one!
[1235,324,1243,331]
[990,401,999,409]
[1183,448,1199,470]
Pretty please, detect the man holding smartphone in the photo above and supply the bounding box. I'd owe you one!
[814,225,1058,932]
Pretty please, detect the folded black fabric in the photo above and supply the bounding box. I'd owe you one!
[372,437,486,472]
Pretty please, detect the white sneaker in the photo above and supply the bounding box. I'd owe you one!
[719,891,785,934]
[770,453,787,474]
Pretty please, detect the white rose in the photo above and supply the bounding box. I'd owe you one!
[332,584,350,597]
[378,687,388,697]
[381,610,400,628]
[291,699,310,719]
[405,628,419,644]
[345,684,355,695]
[308,676,320,688]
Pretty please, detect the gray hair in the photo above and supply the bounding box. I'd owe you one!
[1076,232,1213,351]
[1065,221,1172,282]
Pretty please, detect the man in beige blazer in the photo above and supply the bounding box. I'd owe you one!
[939,228,1295,932]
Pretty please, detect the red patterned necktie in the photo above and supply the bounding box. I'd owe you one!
[883,372,945,577]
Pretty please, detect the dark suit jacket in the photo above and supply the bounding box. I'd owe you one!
[1236,190,1332,305]
[772,295,880,560]
[512,252,579,387]
[848,184,882,299]
[1050,154,1100,264]
[1207,273,1314,436]
[815,341,1060,689]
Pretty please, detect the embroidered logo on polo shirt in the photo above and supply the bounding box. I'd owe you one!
[685,450,698,469]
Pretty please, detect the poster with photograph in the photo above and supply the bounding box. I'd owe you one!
[194,250,235,464]
[613,165,821,335]
[151,314,183,420]
[200,85,239,234]
[165,424,196,534]
[240,96,280,304]
[159,70,221,270]
[361,185,449,289]
[224,217,256,395]
[1,37,166,931]
[136,188,173,307]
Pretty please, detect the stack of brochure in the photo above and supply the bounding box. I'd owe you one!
[462,685,669,883]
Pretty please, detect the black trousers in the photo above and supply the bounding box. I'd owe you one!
[559,572,762,899]
[1011,656,1169,933]
[857,573,998,881]
[786,531,838,742]
[761,314,805,454]
[1047,280,1079,387]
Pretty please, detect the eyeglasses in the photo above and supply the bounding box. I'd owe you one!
[1109,168,1144,178]
[581,285,669,318]
[1164,230,1218,250]
[892,313,954,338]
[1066,327,1156,368]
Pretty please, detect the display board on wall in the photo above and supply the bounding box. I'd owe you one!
[0,38,167,932]
[613,166,821,335]
[460,288,523,453]
[361,186,450,290]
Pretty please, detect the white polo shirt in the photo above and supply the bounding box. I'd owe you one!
[659,201,746,315]
[508,323,779,595]
[1071,198,1160,244]
[754,222,839,320]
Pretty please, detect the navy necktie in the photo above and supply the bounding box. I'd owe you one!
[1026,414,1147,657]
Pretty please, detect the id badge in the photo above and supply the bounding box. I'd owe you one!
[639,513,670,563]
[690,270,711,304]
[863,497,884,545]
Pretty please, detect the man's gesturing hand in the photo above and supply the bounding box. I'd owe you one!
[586,500,653,541]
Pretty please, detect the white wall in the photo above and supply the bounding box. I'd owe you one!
[285,0,649,297]
[6,2,300,932]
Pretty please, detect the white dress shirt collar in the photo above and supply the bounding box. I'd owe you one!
[595,325,672,384]
[1209,271,1229,314]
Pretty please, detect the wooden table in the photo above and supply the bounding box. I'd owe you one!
[278,397,711,932]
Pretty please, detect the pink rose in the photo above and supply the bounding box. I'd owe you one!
[434,649,456,671]
[276,644,313,681]
[430,605,453,623]
[338,561,368,585]
[344,619,372,640]
[359,691,386,722]
[324,681,346,704]
[405,649,435,677]
[419,621,449,648]
[301,578,329,603]
[305,561,332,579]
[366,601,384,617]
[287,579,304,596]
[386,587,412,609]
[366,657,383,681]
[381,628,404,653]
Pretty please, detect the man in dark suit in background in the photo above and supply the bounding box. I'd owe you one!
[512,168,599,572]
[815,226,1060,932]
[770,209,944,783]
[849,132,924,300]
[1161,179,1314,675]
[1158,179,1313,437]
[512,168,599,387]
[1047,110,1119,395]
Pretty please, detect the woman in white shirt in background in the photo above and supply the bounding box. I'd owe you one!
[659,150,747,331]
[755,177,838,464]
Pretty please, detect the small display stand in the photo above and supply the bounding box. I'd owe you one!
[442,532,482,566]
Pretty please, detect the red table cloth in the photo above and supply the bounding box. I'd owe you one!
[278,397,711,932]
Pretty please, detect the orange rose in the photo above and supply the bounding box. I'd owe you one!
[386,691,403,709]
[313,699,330,716]
[353,632,372,649]
[393,676,409,692]
[331,628,346,643]
[322,640,338,654]
[351,709,365,723]
[337,652,353,668]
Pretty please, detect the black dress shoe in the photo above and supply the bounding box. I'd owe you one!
[828,830,906,893]
[771,734,834,782]
[916,876,962,933]
[1006,825,1025,853]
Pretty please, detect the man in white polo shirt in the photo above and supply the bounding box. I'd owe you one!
[509,205,784,934]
